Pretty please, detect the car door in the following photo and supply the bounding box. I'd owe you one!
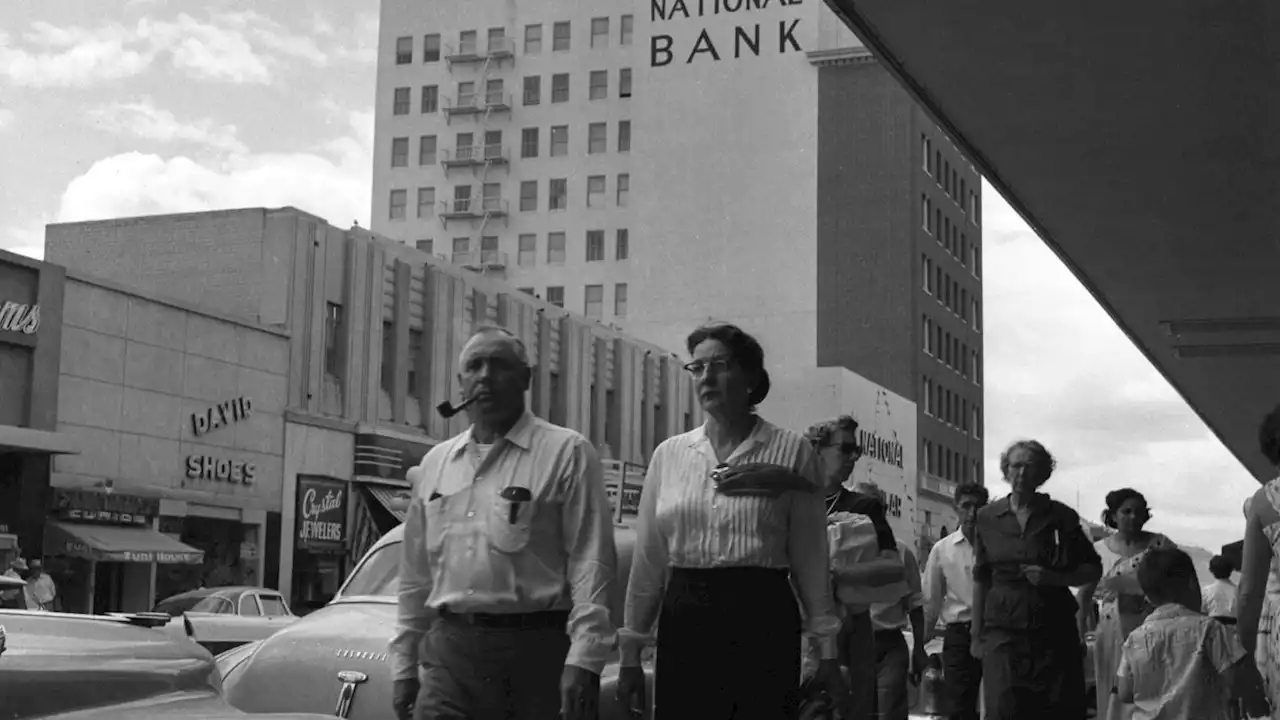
[254,592,297,634]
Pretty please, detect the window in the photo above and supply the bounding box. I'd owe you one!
[973,244,982,278]
[921,134,931,174]
[408,329,423,395]
[551,74,569,103]
[921,195,930,232]
[487,28,505,53]
[588,123,606,154]
[614,229,630,260]
[935,150,942,184]
[395,36,413,64]
[961,342,969,379]
[416,187,434,218]
[523,76,540,105]
[616,173,629,206]
[458,30,477,55]
[973,405,982,439]
[518,234,537,266]
[423,34,440,62]
[324,302,344,377]
[619,68,632,98]
[520,181,537,211]
[550,125,568,156]
[380,321,395,392]
[960,234,968,269]
[521,127,539,158]
[416,239,433,255]
[549,178,567,209]
[591,17,609,47]
[546,286,565,308]
[457,80,476,107]
[453,185,471,213]
[922,254,932,293]
[973,300,982,331]
[391,137,408,167]
[586,230,605,262]
[921,376,931,416]
[586,175,605,207]
[455,132,474,160]
[393,87,410,115]
[418,135,436,165]
[420,85,438,113]
[553,21,571,51]
[614,283,628,317]
[389,189,407,220]
[259,595,289,617]
[547,232,566,263]
[617,120,630,152]
[922,315,931,355]
[960,289,968,321]
[935,208,942,238]
[943,217,951,249]
[524,24,542,53]
[589,70,608,100]
[481,183,502,212]
[620,14,634,45]
[484,78,503,106]
[973,350,982,386]
[584,284,603,319]
[483,130,501,159]
[480,235,499,263]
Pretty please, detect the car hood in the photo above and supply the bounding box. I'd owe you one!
[222,600,397,719]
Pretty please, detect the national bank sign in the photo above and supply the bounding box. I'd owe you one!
[650,0,806,67]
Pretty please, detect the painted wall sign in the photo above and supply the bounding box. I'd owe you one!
[650,0,804,67]
[191,397,253,437]
[0,301,39,335]
[49,489,159,525]
[184,455,256,485]
[296,476,348,551]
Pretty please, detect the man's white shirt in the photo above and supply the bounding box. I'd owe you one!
[923,529,976,629]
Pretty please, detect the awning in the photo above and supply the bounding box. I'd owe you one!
[362,484,413,524]
[45,521,204,565]
[0,426,79,455]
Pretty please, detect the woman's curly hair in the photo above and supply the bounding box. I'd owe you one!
[804,415,863,455]
[998,440,1057,484]
[1101,488,1150,529]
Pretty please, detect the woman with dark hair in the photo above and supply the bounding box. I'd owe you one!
[970,440,1102,720]
[1234,404,1280,718]
[1078,488,1174,720]
[616,323,845,719]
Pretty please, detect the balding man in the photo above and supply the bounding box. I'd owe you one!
[391,327,619,720]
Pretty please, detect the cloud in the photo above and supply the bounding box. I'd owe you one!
[0,107,14,130]
[86,99,247,154]
[979,181,1257,551]
[0,12,340,88]
[55,109,373,230]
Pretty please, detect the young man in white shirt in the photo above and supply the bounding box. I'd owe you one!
[1200,554,1237,624]
[922,482,988,720]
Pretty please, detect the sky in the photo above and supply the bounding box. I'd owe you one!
[0,0,1261,553]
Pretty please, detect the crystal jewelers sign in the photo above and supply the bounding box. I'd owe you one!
[296,476,348,552]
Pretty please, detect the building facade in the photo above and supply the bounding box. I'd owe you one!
[368,1,985,553]
[47,207,698,605]
[0,249,73,574]
[48,271,289,613]
[372,0,637,324]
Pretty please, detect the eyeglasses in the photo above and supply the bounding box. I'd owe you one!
[683,356,732,377]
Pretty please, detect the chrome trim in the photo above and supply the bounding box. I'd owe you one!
[335,670,369,718]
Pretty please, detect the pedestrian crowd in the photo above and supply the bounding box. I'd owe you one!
[390,320,1278,720]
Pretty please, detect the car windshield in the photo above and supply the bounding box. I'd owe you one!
[337,541,400,599]
[154,592,236,616]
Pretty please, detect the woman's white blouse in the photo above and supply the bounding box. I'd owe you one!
[618,418,841,665]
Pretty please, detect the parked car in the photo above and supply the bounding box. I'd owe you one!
[154,586,297,655]
[218,521,654,720]
[0,607,336,720]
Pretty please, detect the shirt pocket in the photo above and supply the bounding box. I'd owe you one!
[424,499,449,553]
[488,488,536,554]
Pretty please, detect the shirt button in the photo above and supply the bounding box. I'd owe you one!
[466,588,474,596]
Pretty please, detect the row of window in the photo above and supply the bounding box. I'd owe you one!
[921,133,979,225]
[388,122,632,171]
[523,70,632,104]
[921,195,979,278]
[388,173,631,221]
[921,375,982,440]
[394,16,636,64]
[921,255,980,329]
[417,229,631,266]
[921,438,980,485]
[515,283,629,320]
[922,314,980,382]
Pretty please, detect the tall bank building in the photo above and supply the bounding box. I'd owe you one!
[369,0,985,551]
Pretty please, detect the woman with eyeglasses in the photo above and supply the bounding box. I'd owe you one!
[614,322,845,720]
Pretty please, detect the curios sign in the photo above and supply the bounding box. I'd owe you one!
[296,476,348,551]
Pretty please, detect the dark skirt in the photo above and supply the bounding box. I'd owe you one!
[981,623,1087,720]
[655,566,801,720]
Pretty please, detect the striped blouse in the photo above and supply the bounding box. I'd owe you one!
[619,417,841,665]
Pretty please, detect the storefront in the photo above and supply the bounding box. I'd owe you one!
[291,475,349,613]
[51,273,289,611]
[0,250,75,575]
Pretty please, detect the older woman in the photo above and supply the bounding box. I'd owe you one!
[615,323,844,719]
[971,440,1102,720]
[1235,404,1280,718]
[1078,488,1173,720]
